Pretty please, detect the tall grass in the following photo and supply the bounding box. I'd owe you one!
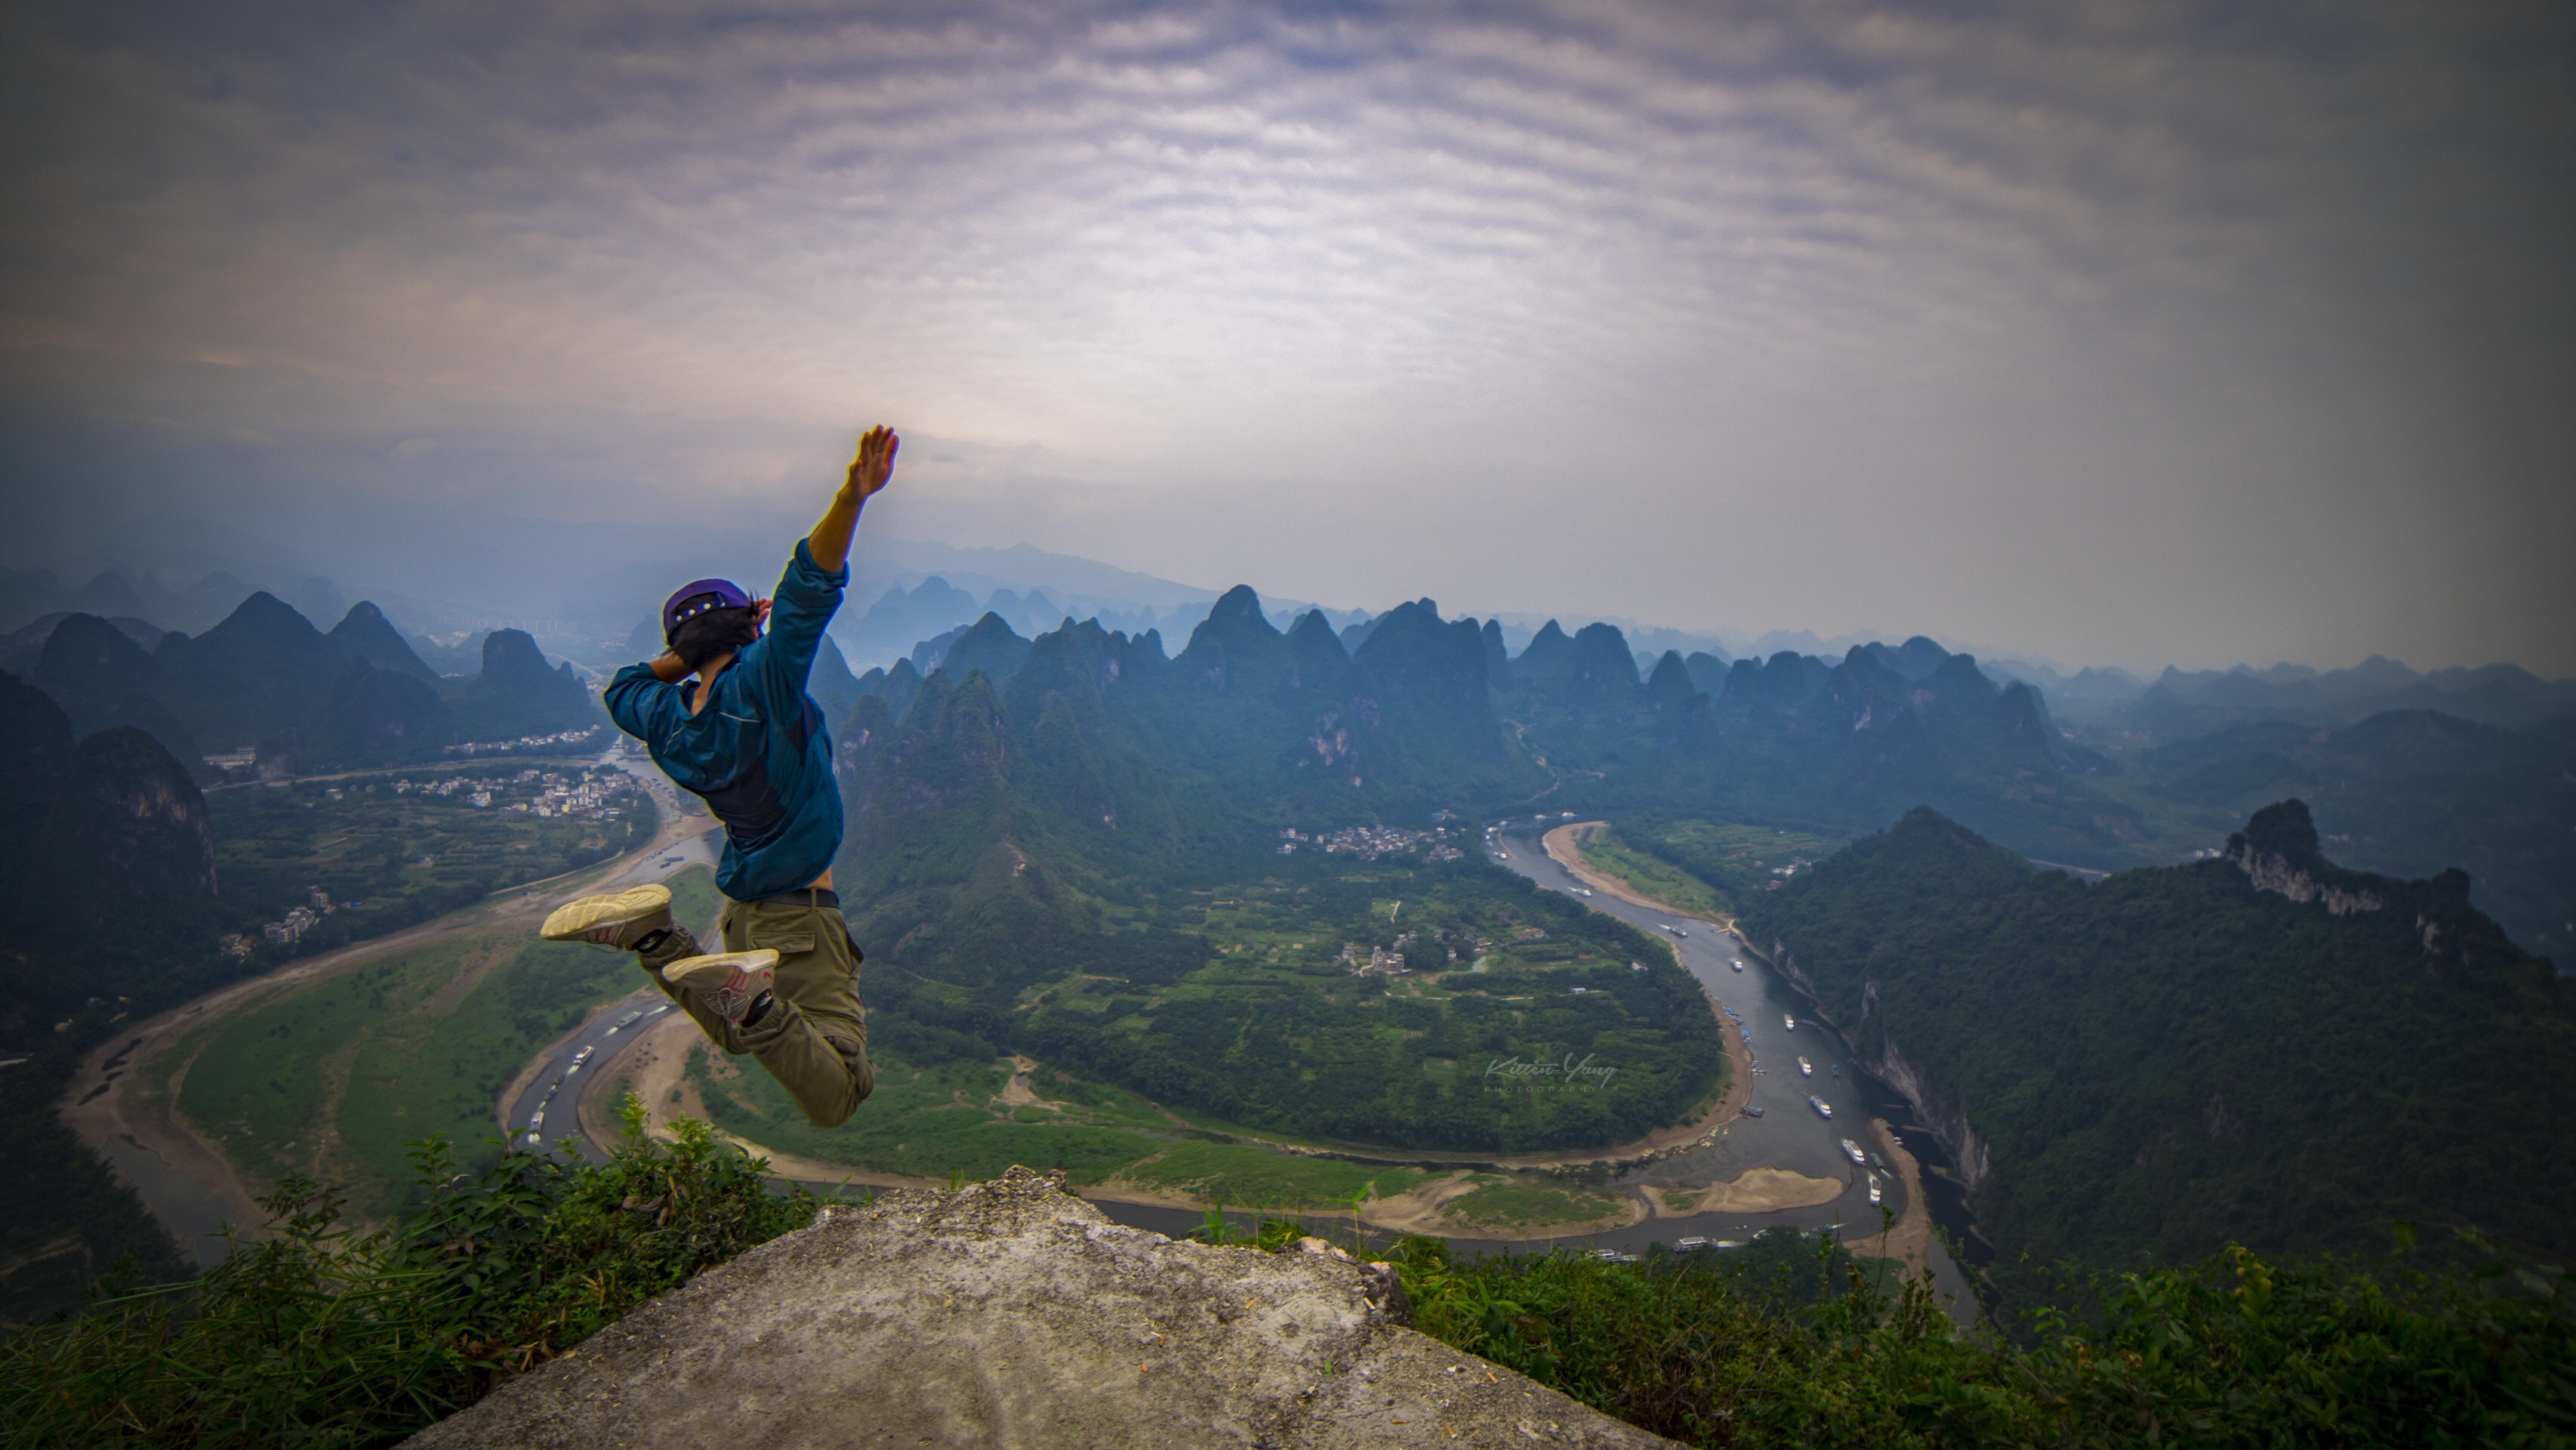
[0,1097,814,1449]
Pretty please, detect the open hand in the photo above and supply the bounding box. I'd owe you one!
[846,425,900,502]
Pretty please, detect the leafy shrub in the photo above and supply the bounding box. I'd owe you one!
[1390,1229,2576,1448]
[0,1097,815,1448]
[11,1146,2568,1450]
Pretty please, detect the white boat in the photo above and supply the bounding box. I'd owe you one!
[1798,1056,1813,1077]
[1868,1176,1882,1205]
[1810,1096,1832,1118]
[1730,959,1744,971]
[1675,1236,1709,1251]
[1784,1013,1797,1031]
[1841,1139,1867,1165]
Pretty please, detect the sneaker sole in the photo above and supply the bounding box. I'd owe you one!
[661,949,780,989]
[541,884,674,942]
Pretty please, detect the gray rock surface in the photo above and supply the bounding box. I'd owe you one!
[404,1166,1678,1449]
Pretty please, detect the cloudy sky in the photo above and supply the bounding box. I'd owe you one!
[2,1,2568,671]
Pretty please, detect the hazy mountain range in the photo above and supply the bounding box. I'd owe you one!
[1,596,594,779]
[8,546,2571,954]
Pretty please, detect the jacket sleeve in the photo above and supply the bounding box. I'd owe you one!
[752,536,849,703]
[604,664,678,745]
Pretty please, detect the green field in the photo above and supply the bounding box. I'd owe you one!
[1571,824,1729,915]
[179,866,718,1217]
[687,1044,1437,1210]
[208,764,658,963]
[1114,1140,1426,1208]
[1613,817,1847,912]
[1441,1179,1625,1229]
[1004,856,1727,1154]
[689,1047,1169,1187]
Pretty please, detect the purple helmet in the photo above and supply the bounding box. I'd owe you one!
[662,578,752,643]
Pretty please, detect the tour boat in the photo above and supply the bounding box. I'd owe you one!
[1730,958,1744,971]
[1810,1096,1832,1118]
[1676,1236,1709,1251]
[1868,1176,1882,1205]
[1798,1056,1813,1077]
[1841,1139,1867,1165]
[1784,1013,1797,1031]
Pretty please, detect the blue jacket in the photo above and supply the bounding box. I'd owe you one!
[605,539,846,901]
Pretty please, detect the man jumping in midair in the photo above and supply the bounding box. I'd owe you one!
[539,426,898,1128]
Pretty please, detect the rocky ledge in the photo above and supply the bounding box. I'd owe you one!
[402,1165,1676,1449]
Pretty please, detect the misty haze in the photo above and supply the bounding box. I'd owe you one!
[2,5,2569,1446]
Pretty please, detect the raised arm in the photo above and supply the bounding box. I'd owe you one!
[808,425,898,573]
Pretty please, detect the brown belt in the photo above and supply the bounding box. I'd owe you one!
[755,887,840,909]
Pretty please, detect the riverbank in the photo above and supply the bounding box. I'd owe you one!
[1868,1115,1934,1273]
[1542,821,1732,926]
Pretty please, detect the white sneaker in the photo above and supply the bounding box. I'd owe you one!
[541,884,673,950]
[661,950,778,1026]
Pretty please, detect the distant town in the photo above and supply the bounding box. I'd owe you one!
[1278,823,1465,862]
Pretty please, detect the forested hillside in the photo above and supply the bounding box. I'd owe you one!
[2110,708,2576,961]
[1736,800,2574,1307]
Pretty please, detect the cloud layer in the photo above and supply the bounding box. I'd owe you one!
[3,1,2568,670]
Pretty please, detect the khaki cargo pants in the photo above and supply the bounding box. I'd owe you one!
[639,891,874,1128]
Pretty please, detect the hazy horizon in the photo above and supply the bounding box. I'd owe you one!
[12,523,2565,689]
[4,3,2568,676]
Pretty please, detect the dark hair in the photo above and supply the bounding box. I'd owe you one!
[669,606,761,671]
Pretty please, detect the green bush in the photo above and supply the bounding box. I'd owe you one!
[1388,1228,2576,1448]
[11,1146,2568,1449]
[0,1097,816,1448]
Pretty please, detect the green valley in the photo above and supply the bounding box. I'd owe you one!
[176,866,721,1217]
[206,762,656,965]
[1604,817,1847,912]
